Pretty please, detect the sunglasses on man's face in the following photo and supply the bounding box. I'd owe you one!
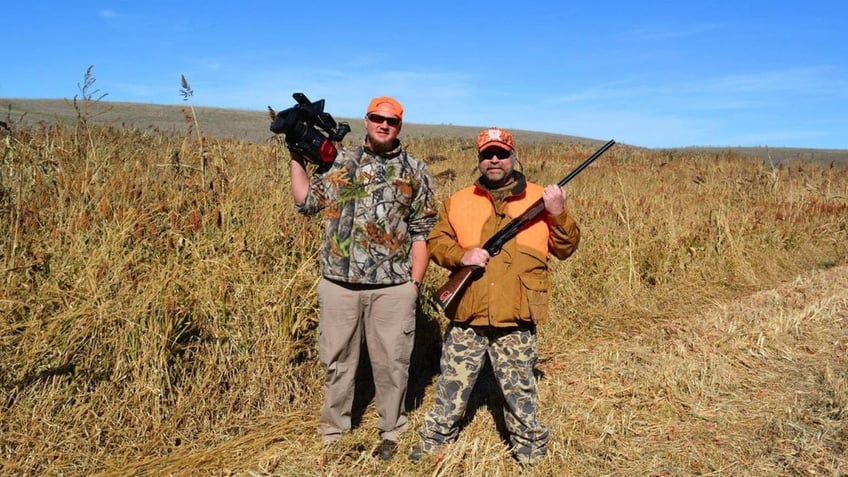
[478,149,513,160]
[367,113,401,127]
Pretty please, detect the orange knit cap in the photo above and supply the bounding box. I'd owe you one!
[477,127,515,152]
[366,96,403,120]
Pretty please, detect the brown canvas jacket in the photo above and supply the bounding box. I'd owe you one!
[427,172,580,327]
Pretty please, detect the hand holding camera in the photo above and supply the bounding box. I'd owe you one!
[270,93,351,168]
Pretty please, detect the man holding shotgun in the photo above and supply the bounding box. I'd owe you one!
[411,127,584,465]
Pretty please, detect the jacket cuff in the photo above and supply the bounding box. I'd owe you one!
[549,208,574,226]
[446,249,467,269]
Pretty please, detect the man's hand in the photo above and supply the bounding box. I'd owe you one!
[542,184,565,216]
[461,248,490,267]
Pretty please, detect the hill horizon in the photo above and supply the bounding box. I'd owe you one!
[3,97,848,165]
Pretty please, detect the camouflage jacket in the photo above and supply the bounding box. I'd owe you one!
[296,142,437,285]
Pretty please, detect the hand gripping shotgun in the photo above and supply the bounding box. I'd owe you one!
[432,139,616,312]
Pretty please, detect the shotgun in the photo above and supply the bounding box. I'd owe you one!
[432,139,616,312]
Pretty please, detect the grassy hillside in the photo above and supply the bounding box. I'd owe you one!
[0,98,600,147]
[4,97,847,166]
[1,98,847,476]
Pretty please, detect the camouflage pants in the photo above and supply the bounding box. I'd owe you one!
[418,324,548,463]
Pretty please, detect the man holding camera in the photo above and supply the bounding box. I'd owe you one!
[288,97,437,460]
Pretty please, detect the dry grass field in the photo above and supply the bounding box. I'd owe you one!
[1,96,847,476]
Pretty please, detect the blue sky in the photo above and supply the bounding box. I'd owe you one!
[5,1,847,149]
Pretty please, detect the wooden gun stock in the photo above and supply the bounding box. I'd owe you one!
[432,265,483,311]
[430,140,616,313]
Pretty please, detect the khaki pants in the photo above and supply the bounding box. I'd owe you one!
[316,279,418,443]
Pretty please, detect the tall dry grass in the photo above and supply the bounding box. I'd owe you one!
[1,102,847,476]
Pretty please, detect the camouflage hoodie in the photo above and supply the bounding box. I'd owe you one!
[296,142,437,285]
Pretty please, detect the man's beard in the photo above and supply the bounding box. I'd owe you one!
[366,135,397,154]
[482,167,514,188]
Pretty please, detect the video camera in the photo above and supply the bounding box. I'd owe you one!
[270,92,351,167]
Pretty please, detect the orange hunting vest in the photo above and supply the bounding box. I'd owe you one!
[447,183,550,256]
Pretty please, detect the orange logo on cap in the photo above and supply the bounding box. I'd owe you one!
[476,127,515,151]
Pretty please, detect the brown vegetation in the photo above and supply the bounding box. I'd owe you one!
[1,99,847,476]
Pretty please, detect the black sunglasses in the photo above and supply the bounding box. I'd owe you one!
[478,149,513,160]
[367,113,401,127]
